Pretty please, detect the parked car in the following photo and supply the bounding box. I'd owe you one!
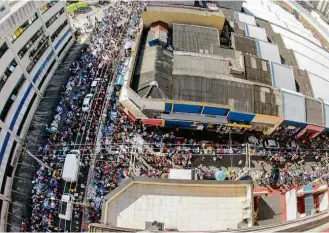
[82,94,93,112]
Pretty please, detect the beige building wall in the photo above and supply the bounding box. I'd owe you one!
[142,6,225,30]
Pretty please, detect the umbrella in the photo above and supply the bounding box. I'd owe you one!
[215,169,226,180]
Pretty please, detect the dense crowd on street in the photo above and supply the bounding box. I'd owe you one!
[20,1,329,232]
[25,1,145,232]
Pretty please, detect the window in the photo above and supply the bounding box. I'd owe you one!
[26,41,50,74]
[46,8,64,28]
[0,75,26,121]
[18,28,44,59]
[10,13,38,43]
[41,0,59,14]
[51,20,68,42]
[0,42,8,59]
[4,60,17,77]
[0,59,17,92]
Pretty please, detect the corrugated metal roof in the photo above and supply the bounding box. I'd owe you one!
[173,52,230,78]
[172,75,254,113]
[281,89,306,123]
[244,54,272,85]
[232,34,258,56]
[305,97,323,126]
[270,62,296,91]
[257,40,281,64]
[133,44,173,99]
[173,23,220,54]
[148,1,195,6]
[253,85,281,116]
[245,24,268,41]
[293,68,314,97]
[236,12,257,26]
[215,1,243,11]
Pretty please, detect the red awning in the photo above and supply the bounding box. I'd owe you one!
[142,118,163,126]
[296,125,324,139]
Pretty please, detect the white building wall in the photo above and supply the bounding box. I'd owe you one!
[0,0,74,207]
[0,66,23,108]
[40,1,63,24]
[0,47,14,74]
[11,18,43,54]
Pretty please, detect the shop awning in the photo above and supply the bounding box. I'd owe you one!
[228,111,255,124]
[226,123,252,129]
[296,124,325,139]
[141,118,163,126]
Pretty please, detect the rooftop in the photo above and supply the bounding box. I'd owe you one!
[101,178,252,231]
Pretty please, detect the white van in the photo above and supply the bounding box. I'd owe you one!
[82,94,93,112]
[58,194,74,221]
[62,150,80,182]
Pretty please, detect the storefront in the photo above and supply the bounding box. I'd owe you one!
[297,184,314,217]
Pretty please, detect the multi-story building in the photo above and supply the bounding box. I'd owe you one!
[0,0,74,204]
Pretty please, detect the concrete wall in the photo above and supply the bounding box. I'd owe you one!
[106,183,249,231]
[142,6,225,30]
[258,195,283,225]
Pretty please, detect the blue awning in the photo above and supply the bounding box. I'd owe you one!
[283,120,307,128]
[228,111,255,124]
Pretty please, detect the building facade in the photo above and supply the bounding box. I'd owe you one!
[0,0,74,200]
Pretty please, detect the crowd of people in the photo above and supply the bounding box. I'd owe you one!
[20,0,329,232]
[25,1,146,231]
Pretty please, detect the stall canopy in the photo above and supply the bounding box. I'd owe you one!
[256,40,281,64]
[296,124,325,139]
[251,114,284,134]
[281,89,306,124]
[236,12,256,26]
[270,62,296,91]
[245,24,267,41]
